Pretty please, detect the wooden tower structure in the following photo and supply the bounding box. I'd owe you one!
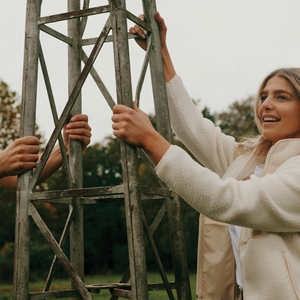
[13,0,192,299]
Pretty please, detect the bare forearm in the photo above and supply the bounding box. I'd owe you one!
[143,131,171,165]
[0,176,17,190]
[0,150,61,190]
[162,46,176,83]
[37,145,63,184]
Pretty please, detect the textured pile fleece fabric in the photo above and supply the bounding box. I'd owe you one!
[155,75,300,300]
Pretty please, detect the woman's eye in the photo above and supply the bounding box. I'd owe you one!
[278,95,289,100]
[260,96,267,101]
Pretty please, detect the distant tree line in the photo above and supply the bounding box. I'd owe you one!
[0,80,258,283]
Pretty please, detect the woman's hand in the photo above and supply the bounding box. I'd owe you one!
[112,102,154,148]
[0,136,40,178]
[112,102,170,164]
[129,12,167,51]
[64,114,92,152]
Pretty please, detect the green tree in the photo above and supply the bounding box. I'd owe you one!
[0,81,21,148]
[83,138,123,188]
[216,96,259,140]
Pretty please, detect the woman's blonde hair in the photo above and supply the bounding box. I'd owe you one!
[239,67,300,155]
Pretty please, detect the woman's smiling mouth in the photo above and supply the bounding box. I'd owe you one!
[263,117,281,122]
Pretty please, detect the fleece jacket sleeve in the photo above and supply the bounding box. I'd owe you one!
[166,75,238,177]
[156,145,300,233]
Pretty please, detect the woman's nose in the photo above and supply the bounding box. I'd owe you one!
[261,97,274,110]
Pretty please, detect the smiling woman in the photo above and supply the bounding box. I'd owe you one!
[112,11,300,300]
[254,69,300,145]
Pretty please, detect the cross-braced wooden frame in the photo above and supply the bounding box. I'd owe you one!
[13,1,192,299]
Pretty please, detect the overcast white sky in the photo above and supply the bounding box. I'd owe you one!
[1,0,300,145]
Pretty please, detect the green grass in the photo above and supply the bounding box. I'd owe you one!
[0,272,196,299]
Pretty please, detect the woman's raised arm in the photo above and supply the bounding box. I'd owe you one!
[129,12,176,83]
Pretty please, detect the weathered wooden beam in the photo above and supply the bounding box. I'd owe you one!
[135,35,152,106]
[31,185,172,203]
[81,194,169,203]
[110,0,148,298]
[30,282,177,299]
[142,210,175,300]
[125,10,151,32]
[81,50,116,110]
[31,185,124,200]
[31,194,169,205]
[13,1,42,299]
[81,33,138,46]
[138,185,174,198]
[88,282,176,292]
[38,5,110,25]
[67,2,85,295]
[43,207,75,292]
[39,24,73,45]
[29,204,93,300]
[30,290,82,299]
[79,0,90,37]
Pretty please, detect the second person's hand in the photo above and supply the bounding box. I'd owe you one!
[64,114,92,153]
[0,136,40,178]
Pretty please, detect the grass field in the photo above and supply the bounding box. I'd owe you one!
[0,272,196,299]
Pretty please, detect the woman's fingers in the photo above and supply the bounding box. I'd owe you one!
[112,104,155,148]
[129,14,147,37]
[129,14,148,51]
[65,114,92,150]
[112,105,131,134]
[0,137,40,177]
[134,15,148,38]
[129,12,167,52]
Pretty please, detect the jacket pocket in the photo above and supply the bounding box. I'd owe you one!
[282,252,300,300]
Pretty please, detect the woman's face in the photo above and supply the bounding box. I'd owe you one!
[257,75,300,144]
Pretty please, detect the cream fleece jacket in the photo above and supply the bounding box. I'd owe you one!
[155,74,300,299]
